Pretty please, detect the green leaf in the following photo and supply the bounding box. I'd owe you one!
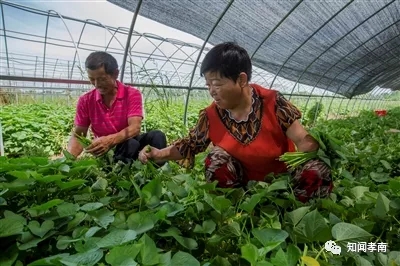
[157,227,198,250]
[127,211,157,235]
[36,174,65,183]
[56,179,87,190]
[380,160,392,170]
[166,181,188,198]
[142,177,162,199]
[96,229,137,248]
[91,178,108,191]
[3,211,26,224]
[80,202,104,212]
[105,243,141,266]
[67,212,87,230]
[241,243,258,265]
[285,207,310,226]
[27,199,64,217]
[139,234,159,265]
[0,245,18,266]
[85,226,102,238]
[58,164,70,173]
[90,208,115,229]
[193,220,216,234]
[256,262,273,266]
[389,179,400,194]
[351,218,375,233]
[295,209,331,242]
[170,251,200,266]
[332,222,373,243]
[27,253,69,266]
[28,220,54,238]
[350,186,369,200]
[57,202,80,217]
[212,196,232,214]
[212,256,232,266]
[270,248,291,266]
[60,250,103,266]
[239,193,264,213]
[286,244,302,266]
[370,172,390,183]
[252,228,289,253]
[7,170,31,179]
[56,236,80,250]
[267,180,287,192]
[158,251,172,266]
[373,192,390,218]
[0,217,25,237]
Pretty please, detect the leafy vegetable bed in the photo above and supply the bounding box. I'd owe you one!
[0,105,400,266]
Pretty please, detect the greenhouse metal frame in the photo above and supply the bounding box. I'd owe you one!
[1,0,399,126]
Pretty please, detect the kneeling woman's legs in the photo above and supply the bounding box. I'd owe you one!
[204,146,244,188]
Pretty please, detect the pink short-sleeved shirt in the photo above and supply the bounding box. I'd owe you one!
[74,80,143,138]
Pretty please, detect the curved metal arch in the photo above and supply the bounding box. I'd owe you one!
[377,90,397,110]
[105,26,127,50]
[168,48,201,87]
[286,0,396,102]
[71,20,134,80]
[183,0,235,125]
[250,0,303,60]
[363,88,384,109]
[323,32,400,120]
[153,42,200,88]
[120,0,142,82]
[350,88,377,115]
[250,69,271,85]
[136,36,184,87]
[303,17,400,121]
[103,26,139,83]
[46,9,84,79]
[371,90,385,110]
[349,89,379,114]
[359,87,383,111]
[269,0,354,89]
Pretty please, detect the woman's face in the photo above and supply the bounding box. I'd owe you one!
[205,71,246,110]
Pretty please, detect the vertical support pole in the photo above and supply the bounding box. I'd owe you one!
[184,0,235,125]
[0,2,10,87]
[0,121,4,156]
[120,0,143,82]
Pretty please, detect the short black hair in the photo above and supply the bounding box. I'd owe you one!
[85,51,119,75]
[200,42,252,82]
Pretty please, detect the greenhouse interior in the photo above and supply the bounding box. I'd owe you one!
[0,0,400,265]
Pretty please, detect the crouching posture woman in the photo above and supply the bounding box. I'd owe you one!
[139,42,333,202]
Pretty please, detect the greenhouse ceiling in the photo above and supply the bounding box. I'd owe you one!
[108,0,400,98]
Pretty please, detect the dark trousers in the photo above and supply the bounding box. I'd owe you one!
[113,130,167,165]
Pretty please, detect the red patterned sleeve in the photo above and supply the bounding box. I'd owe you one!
[172,109,211,168]
[275,92,302,132]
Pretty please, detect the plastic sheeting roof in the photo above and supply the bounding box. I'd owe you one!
[108,0,400,98]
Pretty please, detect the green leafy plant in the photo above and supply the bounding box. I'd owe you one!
[0,102,400,266]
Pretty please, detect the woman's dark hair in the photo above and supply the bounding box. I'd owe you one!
[85,51,119,75]
[200,42,252,82]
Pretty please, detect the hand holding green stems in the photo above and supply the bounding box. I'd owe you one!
[74,132,92,149]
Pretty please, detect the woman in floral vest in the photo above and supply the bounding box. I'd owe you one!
[139,42,332,203]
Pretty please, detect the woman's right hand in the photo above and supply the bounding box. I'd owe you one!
[138,146,161,164]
